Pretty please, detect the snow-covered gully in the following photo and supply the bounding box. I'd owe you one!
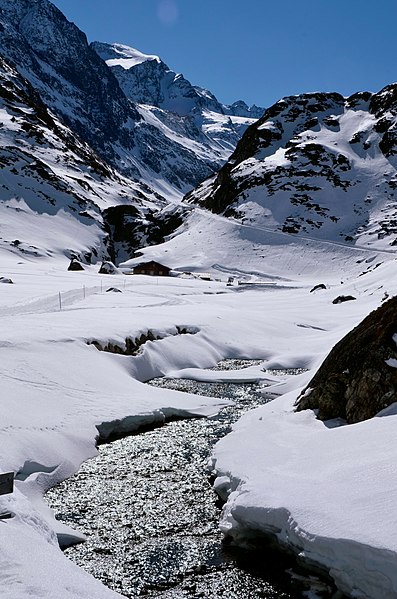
[46,368,338,599]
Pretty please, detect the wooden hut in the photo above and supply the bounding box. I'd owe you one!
[133,261,171,276]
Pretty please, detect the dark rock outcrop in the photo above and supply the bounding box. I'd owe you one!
[98,261,118,274]
[185,86,397,248]
[102,204,187,264]
[68,259,84,271]
[295,296,397,423]
[332,295,356,304]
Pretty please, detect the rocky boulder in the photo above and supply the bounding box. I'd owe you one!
[68,259,85,271]
[295,296,397,423]
[332,295,356,304]
[98,261,119,275]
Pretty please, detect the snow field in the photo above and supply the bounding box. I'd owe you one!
[0,248,396,597]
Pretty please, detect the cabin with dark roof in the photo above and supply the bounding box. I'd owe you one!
[133,261,171,276]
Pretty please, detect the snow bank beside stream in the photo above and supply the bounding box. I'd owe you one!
[212,389,397,598]
[2,252,397,598]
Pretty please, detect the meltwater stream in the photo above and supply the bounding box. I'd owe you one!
[46,362,336,599]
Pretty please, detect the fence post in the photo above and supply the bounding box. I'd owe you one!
[59,291,62,311]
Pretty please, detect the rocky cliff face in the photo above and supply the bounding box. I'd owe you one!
[0,0,262,262]
[0,0,140,174]
[186,88,397,250]
[91,42,264,191]
[295,296,397,423]
[0,53,172,262]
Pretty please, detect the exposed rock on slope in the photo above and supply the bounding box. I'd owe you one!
[0,0,139,174]
[92,42,264,190]
[186,89,397,249]
[102,203,188,264]
[0,54,169,261]
[295,296,397,423]
[0,0,262,196]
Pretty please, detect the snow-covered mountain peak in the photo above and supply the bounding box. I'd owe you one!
[223,100,264,120]
[91,41,264,122]
[92,41,161,69]
[89,40,265,193]
[185,87,397,251]
[92,40,219,117]
[0,0,264,201]
[0,0,266,264]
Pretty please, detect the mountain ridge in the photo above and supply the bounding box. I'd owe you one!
[3,0,397,269]
[185,87,397,251]
[0,0,262,263]
[0,0,263,198]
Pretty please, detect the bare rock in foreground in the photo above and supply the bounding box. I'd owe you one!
[296,296,397,423]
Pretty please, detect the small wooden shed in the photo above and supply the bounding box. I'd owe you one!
[133,261,171,276]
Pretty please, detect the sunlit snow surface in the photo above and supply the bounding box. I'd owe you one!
[1,240,397,598]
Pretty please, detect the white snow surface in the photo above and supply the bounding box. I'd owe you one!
[103,43,160,69]
[187,91,397,253]
[2,230,397,597]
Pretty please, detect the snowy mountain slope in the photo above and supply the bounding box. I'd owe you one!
[209,257,397,599]
[0,54,174,262]
[0,0,141,174]
[0,0,261,200]
[92,41,264,187]
[0,0,265,265]
[186,89,397,251]
[120,203,396,285]
[0,0,220,262]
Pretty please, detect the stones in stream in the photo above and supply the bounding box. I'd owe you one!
[46,362,336,598]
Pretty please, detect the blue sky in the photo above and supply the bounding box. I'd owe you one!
[51,0,397,109]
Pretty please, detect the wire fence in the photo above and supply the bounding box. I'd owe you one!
[0,279,128,317]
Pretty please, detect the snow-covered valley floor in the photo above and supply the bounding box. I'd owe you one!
[1,243,397,598]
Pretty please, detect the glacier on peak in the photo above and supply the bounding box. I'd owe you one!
[92,42,161,69]
[92,40,263,121]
